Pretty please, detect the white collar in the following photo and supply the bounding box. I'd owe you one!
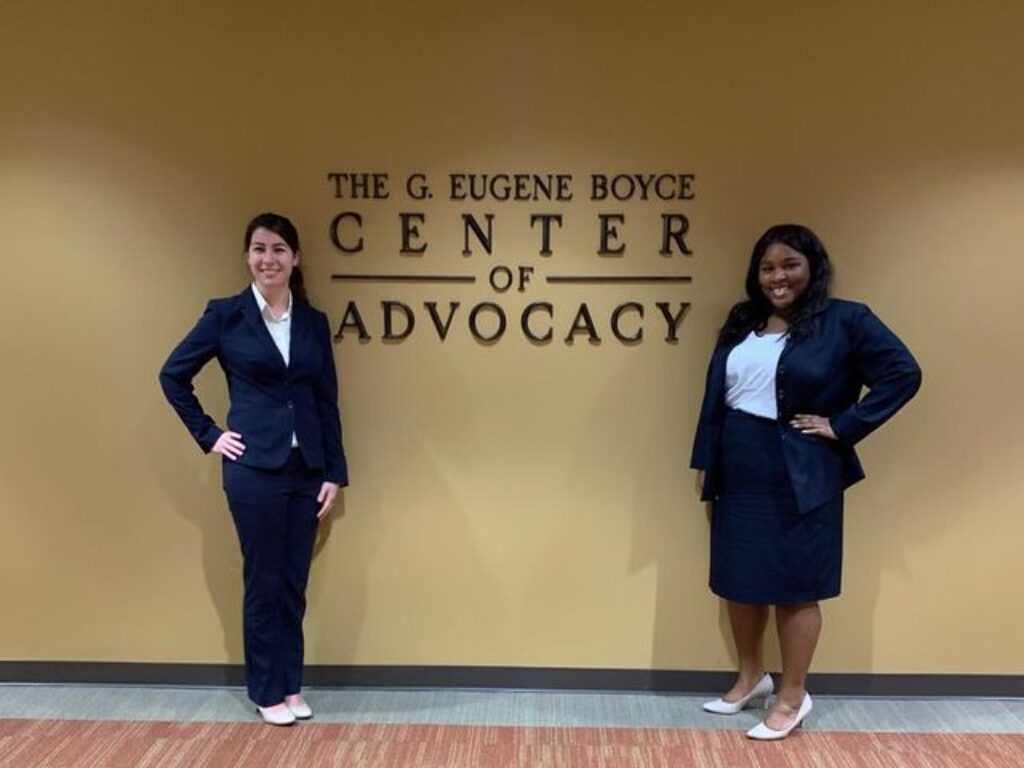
[251,283,292,322]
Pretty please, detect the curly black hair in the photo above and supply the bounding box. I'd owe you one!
[718,223,833,345]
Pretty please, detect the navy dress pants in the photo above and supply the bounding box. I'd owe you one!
[223,449,322,707]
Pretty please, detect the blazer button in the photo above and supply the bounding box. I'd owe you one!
[287,400,294,408]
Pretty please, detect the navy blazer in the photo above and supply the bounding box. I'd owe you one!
[691,299,920,513]
[160,288,348,486]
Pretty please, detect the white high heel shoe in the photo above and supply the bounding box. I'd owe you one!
[746,693,813,740]
[702,673,774,715]
[286,694,313,720]
[257,704,297,726]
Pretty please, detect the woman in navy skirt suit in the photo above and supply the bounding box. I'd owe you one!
[690,224,920,739]
[160,213,348,726]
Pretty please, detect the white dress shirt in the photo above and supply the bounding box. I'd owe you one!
[724,330,787,419]
[251,284,299,447]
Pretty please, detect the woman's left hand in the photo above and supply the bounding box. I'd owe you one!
[790,414,837,440]
[316,482,340,520]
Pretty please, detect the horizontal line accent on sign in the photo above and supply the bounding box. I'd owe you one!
[331,274,477,283]
[545,276,692,284]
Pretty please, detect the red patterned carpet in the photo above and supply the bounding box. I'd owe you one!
[1,719,1021,767]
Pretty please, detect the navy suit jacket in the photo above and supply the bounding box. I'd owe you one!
[160,288,348,486]
[691,299,920,513]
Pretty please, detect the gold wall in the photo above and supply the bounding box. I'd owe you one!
[2,1,1022,675]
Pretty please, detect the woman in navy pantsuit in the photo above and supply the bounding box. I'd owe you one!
[691,224,920,740]
[160,212,348,726]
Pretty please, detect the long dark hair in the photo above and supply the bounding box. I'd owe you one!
[718,223,832,345]
[243,212,308,303]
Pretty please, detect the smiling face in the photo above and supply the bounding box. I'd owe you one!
[246,226,299,295]
[758,242,811,317]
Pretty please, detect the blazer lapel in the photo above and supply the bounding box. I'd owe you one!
[778,306,828,365]
[289,300,314,372]
[778,333,796,364]
[239,288,289,371]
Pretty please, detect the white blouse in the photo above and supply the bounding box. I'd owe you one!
[251,284,299,447]
[724,330,787,419]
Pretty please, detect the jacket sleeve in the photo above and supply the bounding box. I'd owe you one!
[313,312,349,486]
[158,301,224,452]
[829,305,922,445]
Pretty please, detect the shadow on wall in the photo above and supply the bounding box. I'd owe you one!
[142,399,378,669]
[304,477,371,666]
[144,400,245,662]
[617,352,734,676]
[306,364,509,667]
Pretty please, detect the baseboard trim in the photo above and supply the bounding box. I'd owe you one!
[1,662,1020,697]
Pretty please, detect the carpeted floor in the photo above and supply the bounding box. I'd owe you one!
[2,719,1021,768]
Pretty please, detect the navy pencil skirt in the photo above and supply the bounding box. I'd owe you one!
[709,409,843,604]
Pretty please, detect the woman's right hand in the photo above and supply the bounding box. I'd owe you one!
[212,431,246,461]
[695,469,705,495]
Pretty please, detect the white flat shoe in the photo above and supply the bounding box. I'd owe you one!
[702,673,774,715]
[746,693,813,740]
[286,695,313,720]
[257,704,297,726]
